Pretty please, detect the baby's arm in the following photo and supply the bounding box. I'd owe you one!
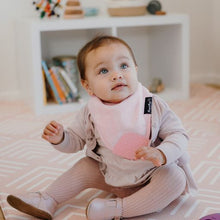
[153,95,189,165]
[42,106,88,153]
[135,95,188,166]
[42,120,64,144]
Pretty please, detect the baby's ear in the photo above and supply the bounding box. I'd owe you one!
[81,79,93,96]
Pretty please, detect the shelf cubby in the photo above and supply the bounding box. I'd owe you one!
[16,14,189,114]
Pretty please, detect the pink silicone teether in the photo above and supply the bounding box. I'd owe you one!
[112,133,149,160]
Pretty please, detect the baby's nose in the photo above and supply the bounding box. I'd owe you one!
[111,72,123,81]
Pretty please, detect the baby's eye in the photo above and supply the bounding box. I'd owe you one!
[121,63,128,69]
[99,68,108,74]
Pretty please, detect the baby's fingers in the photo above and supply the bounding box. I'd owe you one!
[41,133,50,142]
[135,149,146,159]
[51,121,64,134]
[43,126,57,137]
[151,158,162,167]
[50,120,60,129]
[44,121,59,135]
[49,121,60,133]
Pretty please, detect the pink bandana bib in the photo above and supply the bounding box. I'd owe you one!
[88,83,152,160]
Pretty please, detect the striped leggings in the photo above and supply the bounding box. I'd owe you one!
[45,157,186,218]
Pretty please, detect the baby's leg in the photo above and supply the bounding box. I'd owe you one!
[122,163,186,217]
[45,157,113,204]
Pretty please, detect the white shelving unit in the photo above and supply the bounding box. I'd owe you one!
[16,14,189,114]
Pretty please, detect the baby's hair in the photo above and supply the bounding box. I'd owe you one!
[77,35,137,80]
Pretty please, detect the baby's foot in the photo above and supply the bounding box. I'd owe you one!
[7,192,57,220]
[86,198,122,220]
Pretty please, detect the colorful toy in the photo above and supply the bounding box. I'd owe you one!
[199,213,220,220]
[32,0,62,18]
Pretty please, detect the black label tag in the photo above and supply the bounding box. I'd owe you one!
[144,97,152,114]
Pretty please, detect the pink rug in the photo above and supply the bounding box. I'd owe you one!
[0,84,219,220]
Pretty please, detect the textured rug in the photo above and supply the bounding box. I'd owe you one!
[0,84,219,220]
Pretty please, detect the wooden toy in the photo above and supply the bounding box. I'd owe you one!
[107,0,147,16]
[63,0,84,19]
[149,78,165,93]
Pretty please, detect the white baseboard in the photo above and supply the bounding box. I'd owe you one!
[190,72,220,85]
[0,90,22,101]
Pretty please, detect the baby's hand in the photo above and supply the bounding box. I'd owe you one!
[135,146,166,167]
[42,120,64,145]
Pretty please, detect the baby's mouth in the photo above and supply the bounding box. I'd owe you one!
[112,83,127,90]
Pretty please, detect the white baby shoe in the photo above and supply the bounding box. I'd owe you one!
[7,192,57,220]
[86,198,123,220]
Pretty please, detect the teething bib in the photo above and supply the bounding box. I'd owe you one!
[88,83,152,160]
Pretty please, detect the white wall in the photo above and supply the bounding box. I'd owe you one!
[0,0,219,100]
[213,0,220,76]
[0,0,35,99]
[163,0,219,83]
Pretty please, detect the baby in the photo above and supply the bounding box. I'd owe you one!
[7,35,197,220]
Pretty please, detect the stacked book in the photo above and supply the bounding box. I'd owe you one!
[42,58,80,105]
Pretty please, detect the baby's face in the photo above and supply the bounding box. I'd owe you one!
[82,42,139,103]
